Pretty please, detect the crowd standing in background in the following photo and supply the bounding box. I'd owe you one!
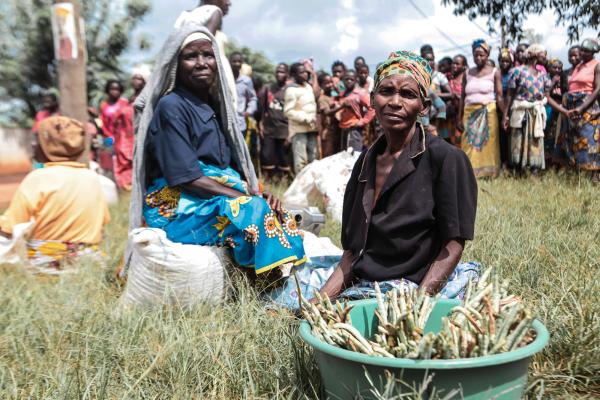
[28,36,600,190]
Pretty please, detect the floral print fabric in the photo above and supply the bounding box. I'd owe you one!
[143,161,306,274]
[508,66,550,102]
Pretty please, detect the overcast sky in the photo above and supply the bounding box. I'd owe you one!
[130,0,598,72]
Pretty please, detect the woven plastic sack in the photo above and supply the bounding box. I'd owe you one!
[119,228,231,308]
[283,150,359,222]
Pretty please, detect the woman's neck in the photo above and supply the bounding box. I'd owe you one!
[384,123,416,156]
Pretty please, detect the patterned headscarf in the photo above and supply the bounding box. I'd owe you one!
[472,39,491,54]
[373,50,432,98]
[499,47,514,63]
[549,58,563,68]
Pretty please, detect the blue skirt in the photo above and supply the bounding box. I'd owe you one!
[143,162,306,274]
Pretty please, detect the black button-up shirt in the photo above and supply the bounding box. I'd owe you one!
[341,124,477,284]
[145,87,232,187]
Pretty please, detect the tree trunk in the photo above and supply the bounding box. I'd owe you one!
[52,0,89,162]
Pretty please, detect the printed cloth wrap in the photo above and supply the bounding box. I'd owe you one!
[268,256,481,309]
[27,239,101,273]
[561,92,600,170]
[374,50,432,98]
[143,161,306,274]
[465,104,491,150]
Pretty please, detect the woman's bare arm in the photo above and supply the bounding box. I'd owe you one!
[182,176,245,199]
[494,69,506,115]
[204,9,223,35]
[457,72,467,132]
[311,250,355,302]
[419,239,465,294]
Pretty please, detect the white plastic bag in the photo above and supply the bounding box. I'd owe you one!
[0,221,33,266]
[301,230,342,258]
[119,228,231,308]
[89,161,118,205]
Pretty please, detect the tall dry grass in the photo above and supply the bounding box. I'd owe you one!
[0,172,598,399]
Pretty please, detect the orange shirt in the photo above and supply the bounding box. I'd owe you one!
[0,162,110,244]
[568,59,599,94]
[337,86,375,129]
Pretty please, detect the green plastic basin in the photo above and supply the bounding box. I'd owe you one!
[299,299,549,399]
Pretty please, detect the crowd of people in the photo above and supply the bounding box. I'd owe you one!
[26,32,600,189]
[1,0,599,303]
[235,37,600,183]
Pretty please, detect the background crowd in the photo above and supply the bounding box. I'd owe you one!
[28,36,600,190]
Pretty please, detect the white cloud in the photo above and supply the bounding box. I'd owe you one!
[332,0,361,56]
[130,1,597,72]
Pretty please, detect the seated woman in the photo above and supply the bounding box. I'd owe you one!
[0,116,110,273]
[270,51,478,307]
[132,28,305,275]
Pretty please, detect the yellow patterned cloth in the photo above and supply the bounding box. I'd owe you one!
[462,102,500,178]
[26,239,102,274]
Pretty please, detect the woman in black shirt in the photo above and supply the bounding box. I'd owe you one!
[316,51,477,299]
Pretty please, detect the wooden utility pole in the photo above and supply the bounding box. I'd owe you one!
[51,0,89,161]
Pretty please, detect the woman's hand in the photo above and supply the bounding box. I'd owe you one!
[568,108,581,121]
[502,115,510,131]
[263,191,283,215]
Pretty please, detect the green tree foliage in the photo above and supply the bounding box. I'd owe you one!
[442,0,599,43]
[225,41,275,87]
[0,0,151,126]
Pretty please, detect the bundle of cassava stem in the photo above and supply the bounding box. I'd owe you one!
[301,270,536,359]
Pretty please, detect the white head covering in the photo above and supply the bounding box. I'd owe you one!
[526,43,546,57]
[180,31,211,50]
[124,25,257,274]
[131,64,152,82]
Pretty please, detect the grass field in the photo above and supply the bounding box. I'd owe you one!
[0,172,599,399]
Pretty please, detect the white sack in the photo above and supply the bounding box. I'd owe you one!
[90,161,118,205]
[119,228,231,308]
[283,151,359,222]
[0,221,33,266]
[301,230,343,258]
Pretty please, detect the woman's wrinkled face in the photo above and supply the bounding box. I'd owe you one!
[372,74,429,133]
[473,48,489,68]
[178,40,217,92]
